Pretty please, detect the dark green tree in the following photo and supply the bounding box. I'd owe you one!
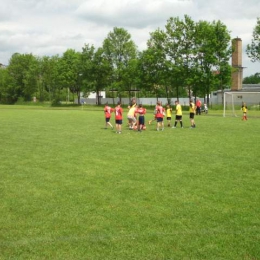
[81,44,112,105]
[7,53,39,102]
[164,15,197,99]
[59,49,82,104]
[0,67,16,103]
[102,27,137,101]
[246,17,260,63]
[243,72,260,84]
[91,47,113,105]
[194,20,232,103]
[138,32,168,100]
[38,55,62,102]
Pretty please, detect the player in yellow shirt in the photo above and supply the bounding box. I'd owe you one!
[172,100,183,128]
[189,99,196,128]
[166,104,172,127]
[127,98,137,129]
[241,102,248,121]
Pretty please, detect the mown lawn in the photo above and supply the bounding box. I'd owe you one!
[0,105,259,259]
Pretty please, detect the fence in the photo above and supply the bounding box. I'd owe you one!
[77,97,202,106]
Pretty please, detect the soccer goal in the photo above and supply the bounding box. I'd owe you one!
[223,92,260,117]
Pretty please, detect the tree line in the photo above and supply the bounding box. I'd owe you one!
[0,15,259,105]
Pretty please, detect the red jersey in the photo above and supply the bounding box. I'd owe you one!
[114,106,123,120]
[136,107,146,116]
[104,105,114,118]
[156,105,165,118]
[196,100,201,108]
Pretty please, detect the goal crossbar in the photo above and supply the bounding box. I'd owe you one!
[223,92,260,117]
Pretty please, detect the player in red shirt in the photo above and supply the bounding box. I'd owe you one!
[156,101,165,131]
[196,99,202,115]
[136,104,146,131]
[104,102,114,129]
[148,105,158,125]
[114,101,123,134]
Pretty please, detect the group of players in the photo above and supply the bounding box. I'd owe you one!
[104,98,197,134]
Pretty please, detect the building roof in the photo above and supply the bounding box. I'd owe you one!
[239,84,260,92]
[225,84,260,93]
[215,84,260,94]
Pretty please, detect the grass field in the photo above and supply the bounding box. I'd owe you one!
[0,105,260,259]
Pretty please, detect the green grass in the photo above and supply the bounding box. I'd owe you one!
[0,105,260,259]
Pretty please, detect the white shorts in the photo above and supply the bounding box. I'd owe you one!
[127,116,136,123]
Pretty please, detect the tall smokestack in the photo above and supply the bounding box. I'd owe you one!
[231,38,243,91]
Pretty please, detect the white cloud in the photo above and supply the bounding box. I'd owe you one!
[0,0,259,76]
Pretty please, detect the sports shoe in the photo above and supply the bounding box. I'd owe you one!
[172,126,176,128]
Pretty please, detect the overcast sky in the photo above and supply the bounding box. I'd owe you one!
[0,0,259,77]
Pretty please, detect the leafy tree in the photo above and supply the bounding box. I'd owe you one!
[246,17,260,63]
[103,27,137,101]
[81,44,112,105]
[38,55,61,102]
[59,49,82,104]
[243,72,260,84]
[7,53,39,102]
[193,20,231,103]
[138,35,167,100]
[0,67,17,103]
[81,44,96,100]
[214,21,232,103]
[91,47,113,105]
[164,15,197,99]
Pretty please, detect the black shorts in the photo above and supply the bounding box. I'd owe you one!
[175,115,182,120]
[190,113,195,119]
[115,119,122,125]
[105,117,110,122]
[139,115,145,125]
[157,117,163,122]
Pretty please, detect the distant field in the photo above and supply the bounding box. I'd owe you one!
[0,105,260,259]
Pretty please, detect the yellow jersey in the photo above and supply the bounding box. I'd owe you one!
[189,102,195,113]
[176,104,182,116]
[242,105,247,113]
[127,104,137,116]
[166,108,172,117]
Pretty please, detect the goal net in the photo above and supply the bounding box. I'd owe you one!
[223,92,260,117]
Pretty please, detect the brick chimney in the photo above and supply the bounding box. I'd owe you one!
[231,38,243,91]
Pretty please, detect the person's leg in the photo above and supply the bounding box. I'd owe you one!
[107,118,113,128]
[180,116,183,128]
[172,116,177,128]
[161,120,164,130]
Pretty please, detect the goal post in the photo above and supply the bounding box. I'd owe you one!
[223,92,260,117]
